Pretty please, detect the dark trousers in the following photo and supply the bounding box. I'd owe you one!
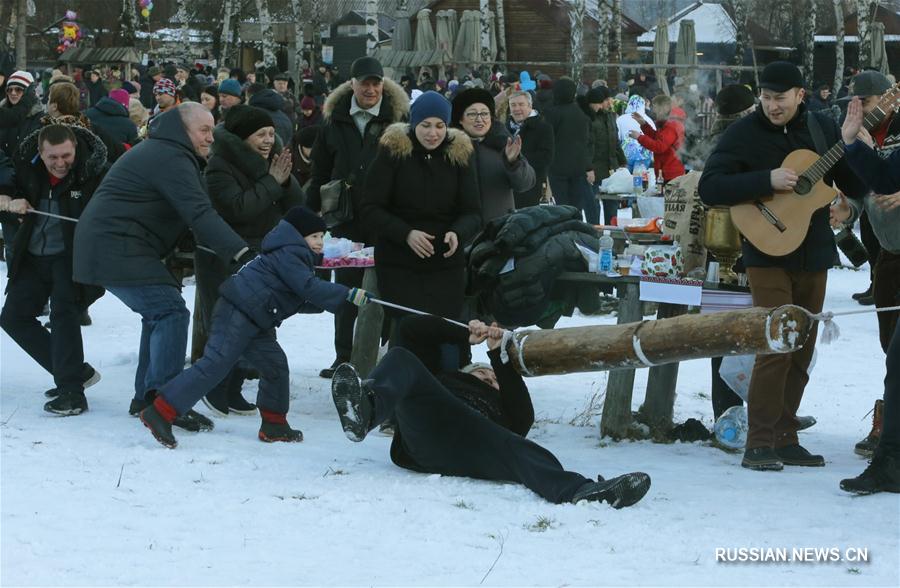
[873,251,900,352]
[875,251,900,453]
[160,300,289,416]
[369,348,589,503]
[1,221,18,263]
[879,313,900,452]
[711,356,743,420]
[860,211,881,288]
[549,174,593,220]
[332,267,363,363]
[0,254,85,395]
[745,267,826,449]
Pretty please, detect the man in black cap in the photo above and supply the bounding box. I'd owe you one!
[272,72,299,125]
[699,61,867,472]
[308,56,410,379]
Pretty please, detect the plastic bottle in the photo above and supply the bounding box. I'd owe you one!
[598,230,614,274]
[641,165,650,191]
[713,405,748,450]
[632,165,643,196]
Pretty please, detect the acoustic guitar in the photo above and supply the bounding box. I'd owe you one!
[730,85,900,257]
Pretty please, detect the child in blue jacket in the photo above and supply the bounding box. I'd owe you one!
[140,206,371,448]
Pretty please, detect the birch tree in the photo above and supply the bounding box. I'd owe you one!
[611,0,623,79]
[732,0,747,66]
[221,0,234,68]
[802,0,817,84]
[175,0,191,62]
[856,0,879,69]
[365,0,378,56]
[255,0,278,68]
[14,0,27,69]
[495,0,507,61]
[310,0,322,71]
[119,0,138,46]
[570,0,586,81]
[834,0,845,95]
[480,0,492,70]
[597,0,611,80]
[291,0,305,78]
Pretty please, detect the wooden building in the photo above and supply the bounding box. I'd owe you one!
[418,0,646,82]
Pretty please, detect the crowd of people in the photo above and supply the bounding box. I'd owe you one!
[0,54,897,504]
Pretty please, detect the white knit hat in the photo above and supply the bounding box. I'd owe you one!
[460,362,492,374]
[7,70,34,90]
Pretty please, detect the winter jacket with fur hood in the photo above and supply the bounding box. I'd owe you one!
[307,78,409,244]
[361,122,481,271]
[205,125,305,245]
[73,108,247,288]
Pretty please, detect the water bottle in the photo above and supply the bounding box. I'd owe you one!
[713,405,748,450]
[632,165,644,196]
[598,230,614,274]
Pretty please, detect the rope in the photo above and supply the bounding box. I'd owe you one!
[802,304,900,345]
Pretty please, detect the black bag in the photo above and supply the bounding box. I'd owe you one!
[320,178,353,228]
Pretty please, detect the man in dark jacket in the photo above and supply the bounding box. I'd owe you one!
[544,77,594,219]
[85,89,138,145]
[0,124,106,415]
[583,86,626,224]
[249,87,294,145]
[73,103,250,426]
[308,57,410,378]
[452,88,534,223]
[330,315,651,507]
[698,61,867,471]
[140,66,163,110]
[1,72,44,262]
[506,90,554,208]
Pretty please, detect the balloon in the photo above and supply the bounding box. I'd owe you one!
[141,8,150,17]
[147,2,153,9]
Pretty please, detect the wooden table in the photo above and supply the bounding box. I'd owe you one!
[555,271,687,439]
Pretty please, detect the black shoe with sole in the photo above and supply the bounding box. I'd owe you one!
[128,398,148,416]
[775,443,825,466]
[571,473,651,508]
[140,405,177,449]
[851,286,872,301]
[258,422,304,442]
[79,309,92,326]
[174,410,215,432]
[319,358,347,380]
[797,415,817,431]
[45,363,102,398]
[858,293,876,306]
[840,451,900,495]
[331,363,374,442]
[228,393,257,416]
[741,447,784,471]
[44,391,88,416]
[201,388,229,417]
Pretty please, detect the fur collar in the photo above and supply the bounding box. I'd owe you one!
[378,122,473,167]
[17,124,107,183]
[323,78,409,123]
[210,125,285,179]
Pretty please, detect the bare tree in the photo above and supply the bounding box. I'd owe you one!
[570,0,587,81]
[254,0,278,67]
[833,0,845,95]
[119,0,138,46]
[856,0,879,68]
[597,0,612,80]
[291,0,305,77]
[310,0,322,71]
[480,0,492,71]
[802,0,817,83]
[495,0,507,61]
[365,0,378,56]
[731,0,748,66]
[174,0,191,61]
[15,0,27,69]
[611,0,623,76]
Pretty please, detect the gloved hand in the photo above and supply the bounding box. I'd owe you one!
[231,248,257,273]
[346,288,372,307]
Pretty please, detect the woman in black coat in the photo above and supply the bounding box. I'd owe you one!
[362,91,481,324]
[197,105,305,415]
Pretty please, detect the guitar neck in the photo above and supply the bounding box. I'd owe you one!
[803,106,891,185]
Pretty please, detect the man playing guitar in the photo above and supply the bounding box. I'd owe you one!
[699,61,867,472]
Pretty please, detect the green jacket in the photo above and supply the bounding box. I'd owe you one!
[589,109,625,179]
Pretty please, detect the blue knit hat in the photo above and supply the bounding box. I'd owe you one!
[410,90,451,128]
[219,78,242,98]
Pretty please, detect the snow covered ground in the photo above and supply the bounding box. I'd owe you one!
[1,263,898,587]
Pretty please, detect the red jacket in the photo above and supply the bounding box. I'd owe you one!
[637,120,685,182]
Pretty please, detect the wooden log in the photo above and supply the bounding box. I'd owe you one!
[508,305,812,377]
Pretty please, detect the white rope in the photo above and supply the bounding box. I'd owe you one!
[803,304,900,345]
[514,333,535,377]
[631,321,657,367]
[370,298,470,328]
[27,209,79,222]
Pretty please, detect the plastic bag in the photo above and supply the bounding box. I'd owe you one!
[600,167,634,194]
[719,350,817,402]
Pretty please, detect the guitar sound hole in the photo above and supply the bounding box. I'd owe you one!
[794,177,813,195]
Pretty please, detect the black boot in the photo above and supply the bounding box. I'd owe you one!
[571,473,651,508]
[840,450,900,495]
[774,443,825,466]
[851,285,873,301]
[201,385,229,417]
[741,447,784,471]
[258,421,304,442]
[140,403,177,449]
[44,391,88,416]
[331,363,375,442]
[45,363,101,398]
[319,358,346,379]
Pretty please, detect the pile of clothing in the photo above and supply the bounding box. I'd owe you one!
[467,205,601,328]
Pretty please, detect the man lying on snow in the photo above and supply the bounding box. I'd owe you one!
[330,314,651,507]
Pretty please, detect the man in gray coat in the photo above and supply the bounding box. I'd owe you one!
[73,103,252,427]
